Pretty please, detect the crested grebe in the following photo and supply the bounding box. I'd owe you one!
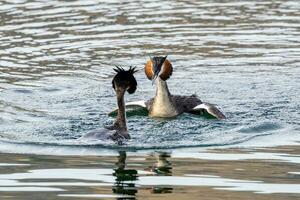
[109,56,225,119]
[81,66,137,142]
[145,56,225,119]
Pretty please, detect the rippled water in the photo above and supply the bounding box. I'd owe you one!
[0,0,300,150]
[0,0,300,199]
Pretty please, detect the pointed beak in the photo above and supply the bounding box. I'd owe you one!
[151,74,158,85]
[151,64,161,85]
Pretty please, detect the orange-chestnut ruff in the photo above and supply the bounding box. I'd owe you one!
[145,57,173,81]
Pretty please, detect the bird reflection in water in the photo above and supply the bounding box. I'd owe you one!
[112,151,138,200]
[112,151,174,199]
[148,152,173,194]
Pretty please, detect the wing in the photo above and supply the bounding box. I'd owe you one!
[171,94,202,114]
[171,94,225,120]
[108,100,149,117]
[79,128,114,141]
[192,102,226,120]
[78,128,130,144]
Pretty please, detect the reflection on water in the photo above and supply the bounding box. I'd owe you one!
[112,151,173,199]
[147,152,173,194]
[150,152,172,176]
[113,151,138,199]
[0,0,299,199]
[0,147,299,199]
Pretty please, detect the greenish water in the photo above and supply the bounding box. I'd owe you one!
[0,0,300,199]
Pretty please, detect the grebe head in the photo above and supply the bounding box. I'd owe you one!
[145,55,173,84]
[112,66,137,94]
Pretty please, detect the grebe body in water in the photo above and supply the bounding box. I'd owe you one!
[144,56,225,119]
[81,67,137,143]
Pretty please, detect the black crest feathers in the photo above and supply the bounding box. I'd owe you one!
[112,66,138,94]
[113,66,137,74]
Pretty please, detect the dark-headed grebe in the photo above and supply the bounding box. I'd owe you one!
[81,66,137,143]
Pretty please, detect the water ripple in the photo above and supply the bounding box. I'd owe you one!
[0,0,300,152]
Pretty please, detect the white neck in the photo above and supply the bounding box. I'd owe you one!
[156,77,170,98]
[150,77,178,117]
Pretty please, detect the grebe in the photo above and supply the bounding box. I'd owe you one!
[81,66,137,142]
[109,56,225,119]
[144,56,225,119]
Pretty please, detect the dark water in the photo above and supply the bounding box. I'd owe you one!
[0,0,300,199]
[0,148,299,199]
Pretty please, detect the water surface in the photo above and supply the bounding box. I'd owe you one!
[0,0,299,199]
[0,147,299,199]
